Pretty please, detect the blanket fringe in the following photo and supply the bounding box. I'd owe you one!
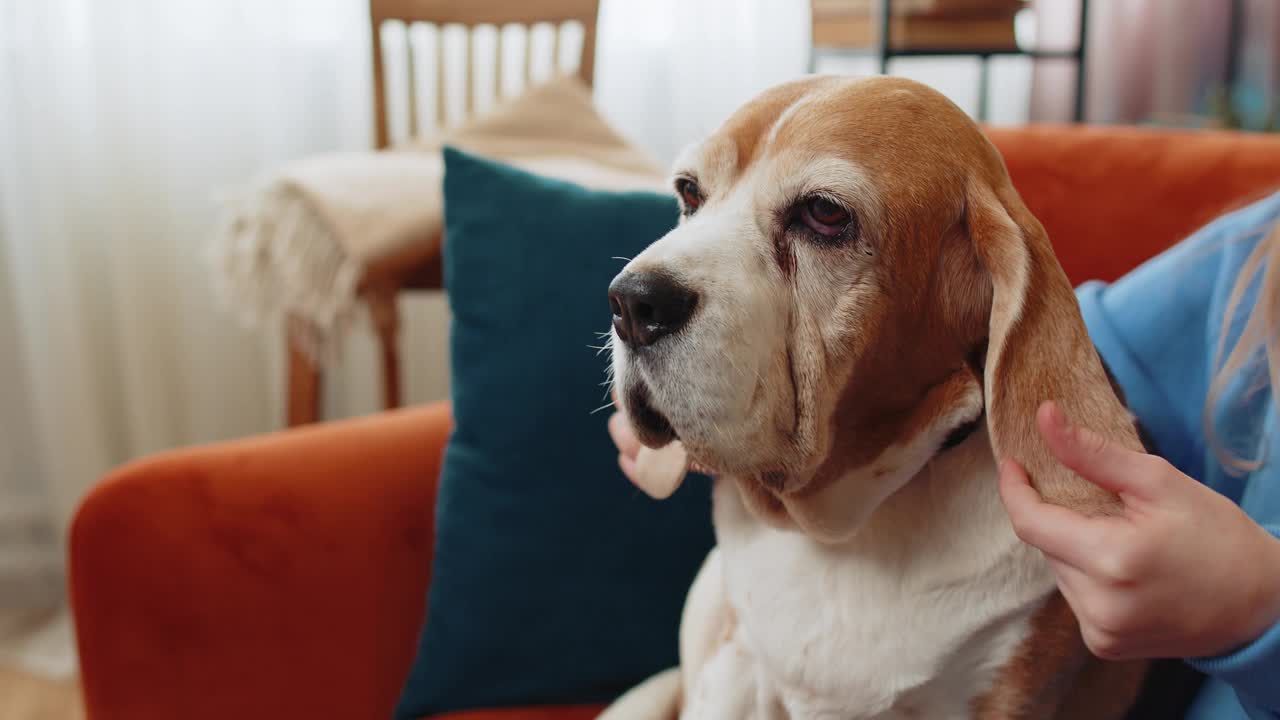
[208,180,363,365]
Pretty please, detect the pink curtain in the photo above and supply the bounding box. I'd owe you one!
[1030,0,1279,128]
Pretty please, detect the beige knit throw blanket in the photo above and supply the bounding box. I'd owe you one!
[211,76,664,362]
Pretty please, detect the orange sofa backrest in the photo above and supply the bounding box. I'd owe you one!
[986,125,1280,285]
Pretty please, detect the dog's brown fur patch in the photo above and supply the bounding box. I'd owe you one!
[973,591,1146,719]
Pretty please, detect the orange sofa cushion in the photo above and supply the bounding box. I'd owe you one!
[72,405,451,720]
[986,125,1280,285]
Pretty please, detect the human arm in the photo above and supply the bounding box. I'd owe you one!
[999,401,1280,714]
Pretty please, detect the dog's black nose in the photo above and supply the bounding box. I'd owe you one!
[608,271,699,348]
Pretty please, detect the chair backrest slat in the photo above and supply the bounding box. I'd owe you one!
[369,0,600,148]
[403,29,419,138]
[464,29,474,118]
[551,25,562,78]
[494,26,505,101]
[435,25,447,130]
[523,24,535,88]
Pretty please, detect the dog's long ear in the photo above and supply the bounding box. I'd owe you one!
[967,177,1141,514]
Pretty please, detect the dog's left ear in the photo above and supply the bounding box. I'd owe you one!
[966,177,1141,514]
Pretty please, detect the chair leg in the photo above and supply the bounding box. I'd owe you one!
[367,286,402,411]
[287,329,324,426]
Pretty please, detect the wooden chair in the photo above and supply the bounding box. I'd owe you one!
[287,0,600,426]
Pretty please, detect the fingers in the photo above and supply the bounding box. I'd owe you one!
[1047,559,1094,596]
[609,389,643,484]
[998,458,1109,568]
[619,452,639,483]
[609,410,642,461]
[1036,401,1161,500]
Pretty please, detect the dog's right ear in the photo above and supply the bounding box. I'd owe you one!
[966,177,1141,514]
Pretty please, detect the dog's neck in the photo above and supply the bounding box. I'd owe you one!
[824,423,1012,559]
[731,366,988,543]
[718,409,1018,561]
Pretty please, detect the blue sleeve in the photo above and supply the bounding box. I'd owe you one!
[1079,191,1280,718]
[1078,191,1280,480]
[1187,524,1280,717]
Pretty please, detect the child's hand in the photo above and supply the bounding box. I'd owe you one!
[998,401,1280,660]
[607,388,643,485]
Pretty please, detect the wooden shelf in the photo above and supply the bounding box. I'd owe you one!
[814,7,1021,52]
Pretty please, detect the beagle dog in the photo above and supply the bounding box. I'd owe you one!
[602,76,1150,719]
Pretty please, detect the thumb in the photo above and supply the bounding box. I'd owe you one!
[1036,400,1158,499]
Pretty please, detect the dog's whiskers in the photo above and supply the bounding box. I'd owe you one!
[588,332,616,357]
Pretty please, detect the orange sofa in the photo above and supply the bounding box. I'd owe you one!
[71,127,1280,720]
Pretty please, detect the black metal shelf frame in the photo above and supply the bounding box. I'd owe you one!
[812,0,1090,122]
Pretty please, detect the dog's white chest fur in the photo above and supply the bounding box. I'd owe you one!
[687,434,1057,720]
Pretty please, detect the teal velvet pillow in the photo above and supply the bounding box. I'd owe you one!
[394,148,715,718]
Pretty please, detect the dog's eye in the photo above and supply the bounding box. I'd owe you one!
[800,197,851,237]
[675,178,703,215]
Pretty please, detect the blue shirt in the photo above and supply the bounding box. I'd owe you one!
[1078,190,1280,719]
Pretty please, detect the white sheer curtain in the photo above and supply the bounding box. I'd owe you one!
[595,0,812,166]
[0,0,380,673]
[0,0,811,676]
[0,0,377,544]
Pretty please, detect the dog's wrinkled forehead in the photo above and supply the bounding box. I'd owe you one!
[678,75,997,210]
